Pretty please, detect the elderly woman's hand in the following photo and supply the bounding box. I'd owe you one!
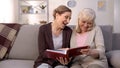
[80,48,99,58]
[80,48,89,55]
[88,49,99,58]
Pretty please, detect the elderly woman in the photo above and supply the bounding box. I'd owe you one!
[34,5,72,68]
[70,8,108,68]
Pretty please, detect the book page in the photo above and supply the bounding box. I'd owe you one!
[46,49,67,54]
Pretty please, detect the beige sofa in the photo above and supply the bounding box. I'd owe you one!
[0,24,120,68]
[0,25,39,68]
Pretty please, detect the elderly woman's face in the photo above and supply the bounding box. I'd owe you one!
[79,19,93,32]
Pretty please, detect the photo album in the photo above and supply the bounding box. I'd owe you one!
[45,46,89,60]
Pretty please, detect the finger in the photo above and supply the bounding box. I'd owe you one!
[64,58,68,65]
[56,57,63,64]
[60,57,64,63]
[56,57,59,61]
[60,57,65,65]
[59,57,62,63]
[56,57,61,63]
[69,57,72,60]
[81,50,89,54]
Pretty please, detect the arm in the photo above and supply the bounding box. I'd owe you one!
[34,26,47,68]
[89,26,105,59]
[56,27,72,65]
[38,26,47,58]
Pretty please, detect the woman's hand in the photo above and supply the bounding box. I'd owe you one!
[56,48,71,65]
[88,49,99,58]
[80,48,89,55]
[80,48,99,58]
[56,57,71,65]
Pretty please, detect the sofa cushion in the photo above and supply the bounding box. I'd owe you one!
[0,23,21,60]
[106,50,120,68]
[0,59,34,68]
[9,25,40,60]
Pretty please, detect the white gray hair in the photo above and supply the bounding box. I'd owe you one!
[76,8,96,33]
[79,8,96,21]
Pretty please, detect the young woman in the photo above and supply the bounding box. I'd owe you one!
[34,5,72,68]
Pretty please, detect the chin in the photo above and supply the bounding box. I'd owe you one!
[61,27,64,30]
[61,26,65,29]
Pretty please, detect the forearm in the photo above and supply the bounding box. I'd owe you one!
[89,49,99,59]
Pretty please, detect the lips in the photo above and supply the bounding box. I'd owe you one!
[60,22,65,29]
[63,22,68,26]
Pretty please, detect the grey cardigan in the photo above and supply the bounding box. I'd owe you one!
[70,26,108,68]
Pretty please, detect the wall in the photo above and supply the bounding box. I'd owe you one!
[49,0,114,26]
[0,0,114,25]
[13,0,19,23]
[0,0,18,23]
[114,0,120,33]
[1,0,119,33]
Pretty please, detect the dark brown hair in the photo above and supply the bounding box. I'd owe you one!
[53,5,72,19]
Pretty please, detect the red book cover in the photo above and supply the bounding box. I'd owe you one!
[45,46,89,60]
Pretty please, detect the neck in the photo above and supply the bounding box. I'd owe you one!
[52,21,62,36]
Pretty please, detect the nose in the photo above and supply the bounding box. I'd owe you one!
[66,18,70,24]
[84,22,88,27]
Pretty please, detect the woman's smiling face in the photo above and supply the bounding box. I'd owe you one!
[56,12,71,29]
[79,19,93,33]
[76,8,96,33]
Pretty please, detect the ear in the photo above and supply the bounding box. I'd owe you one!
[55,13,61,19]
[56,13,60,17]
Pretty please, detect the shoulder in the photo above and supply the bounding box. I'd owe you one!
[93,26,102,31]
[40,23,51,28]
[64,26,72,32]
[64,26,72,31]
[91,26,103,35]
[88,26,102,34]
[39,23,51,30]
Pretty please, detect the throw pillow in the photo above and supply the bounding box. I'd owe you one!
[0,23,21,60]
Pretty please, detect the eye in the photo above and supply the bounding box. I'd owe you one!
[87,22,92,25]
[82,21,86,23]
[69,17,71,20]
[65,16,71,20]
[65,16,68,19]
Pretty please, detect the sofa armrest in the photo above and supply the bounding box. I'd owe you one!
[106,50,120,68]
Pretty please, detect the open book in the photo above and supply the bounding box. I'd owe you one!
[45,46,89,60]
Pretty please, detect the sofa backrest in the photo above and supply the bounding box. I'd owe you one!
[8,25,113,60]
[100,25,113,52]
[112,34,120,50]
[9,25,40,60]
